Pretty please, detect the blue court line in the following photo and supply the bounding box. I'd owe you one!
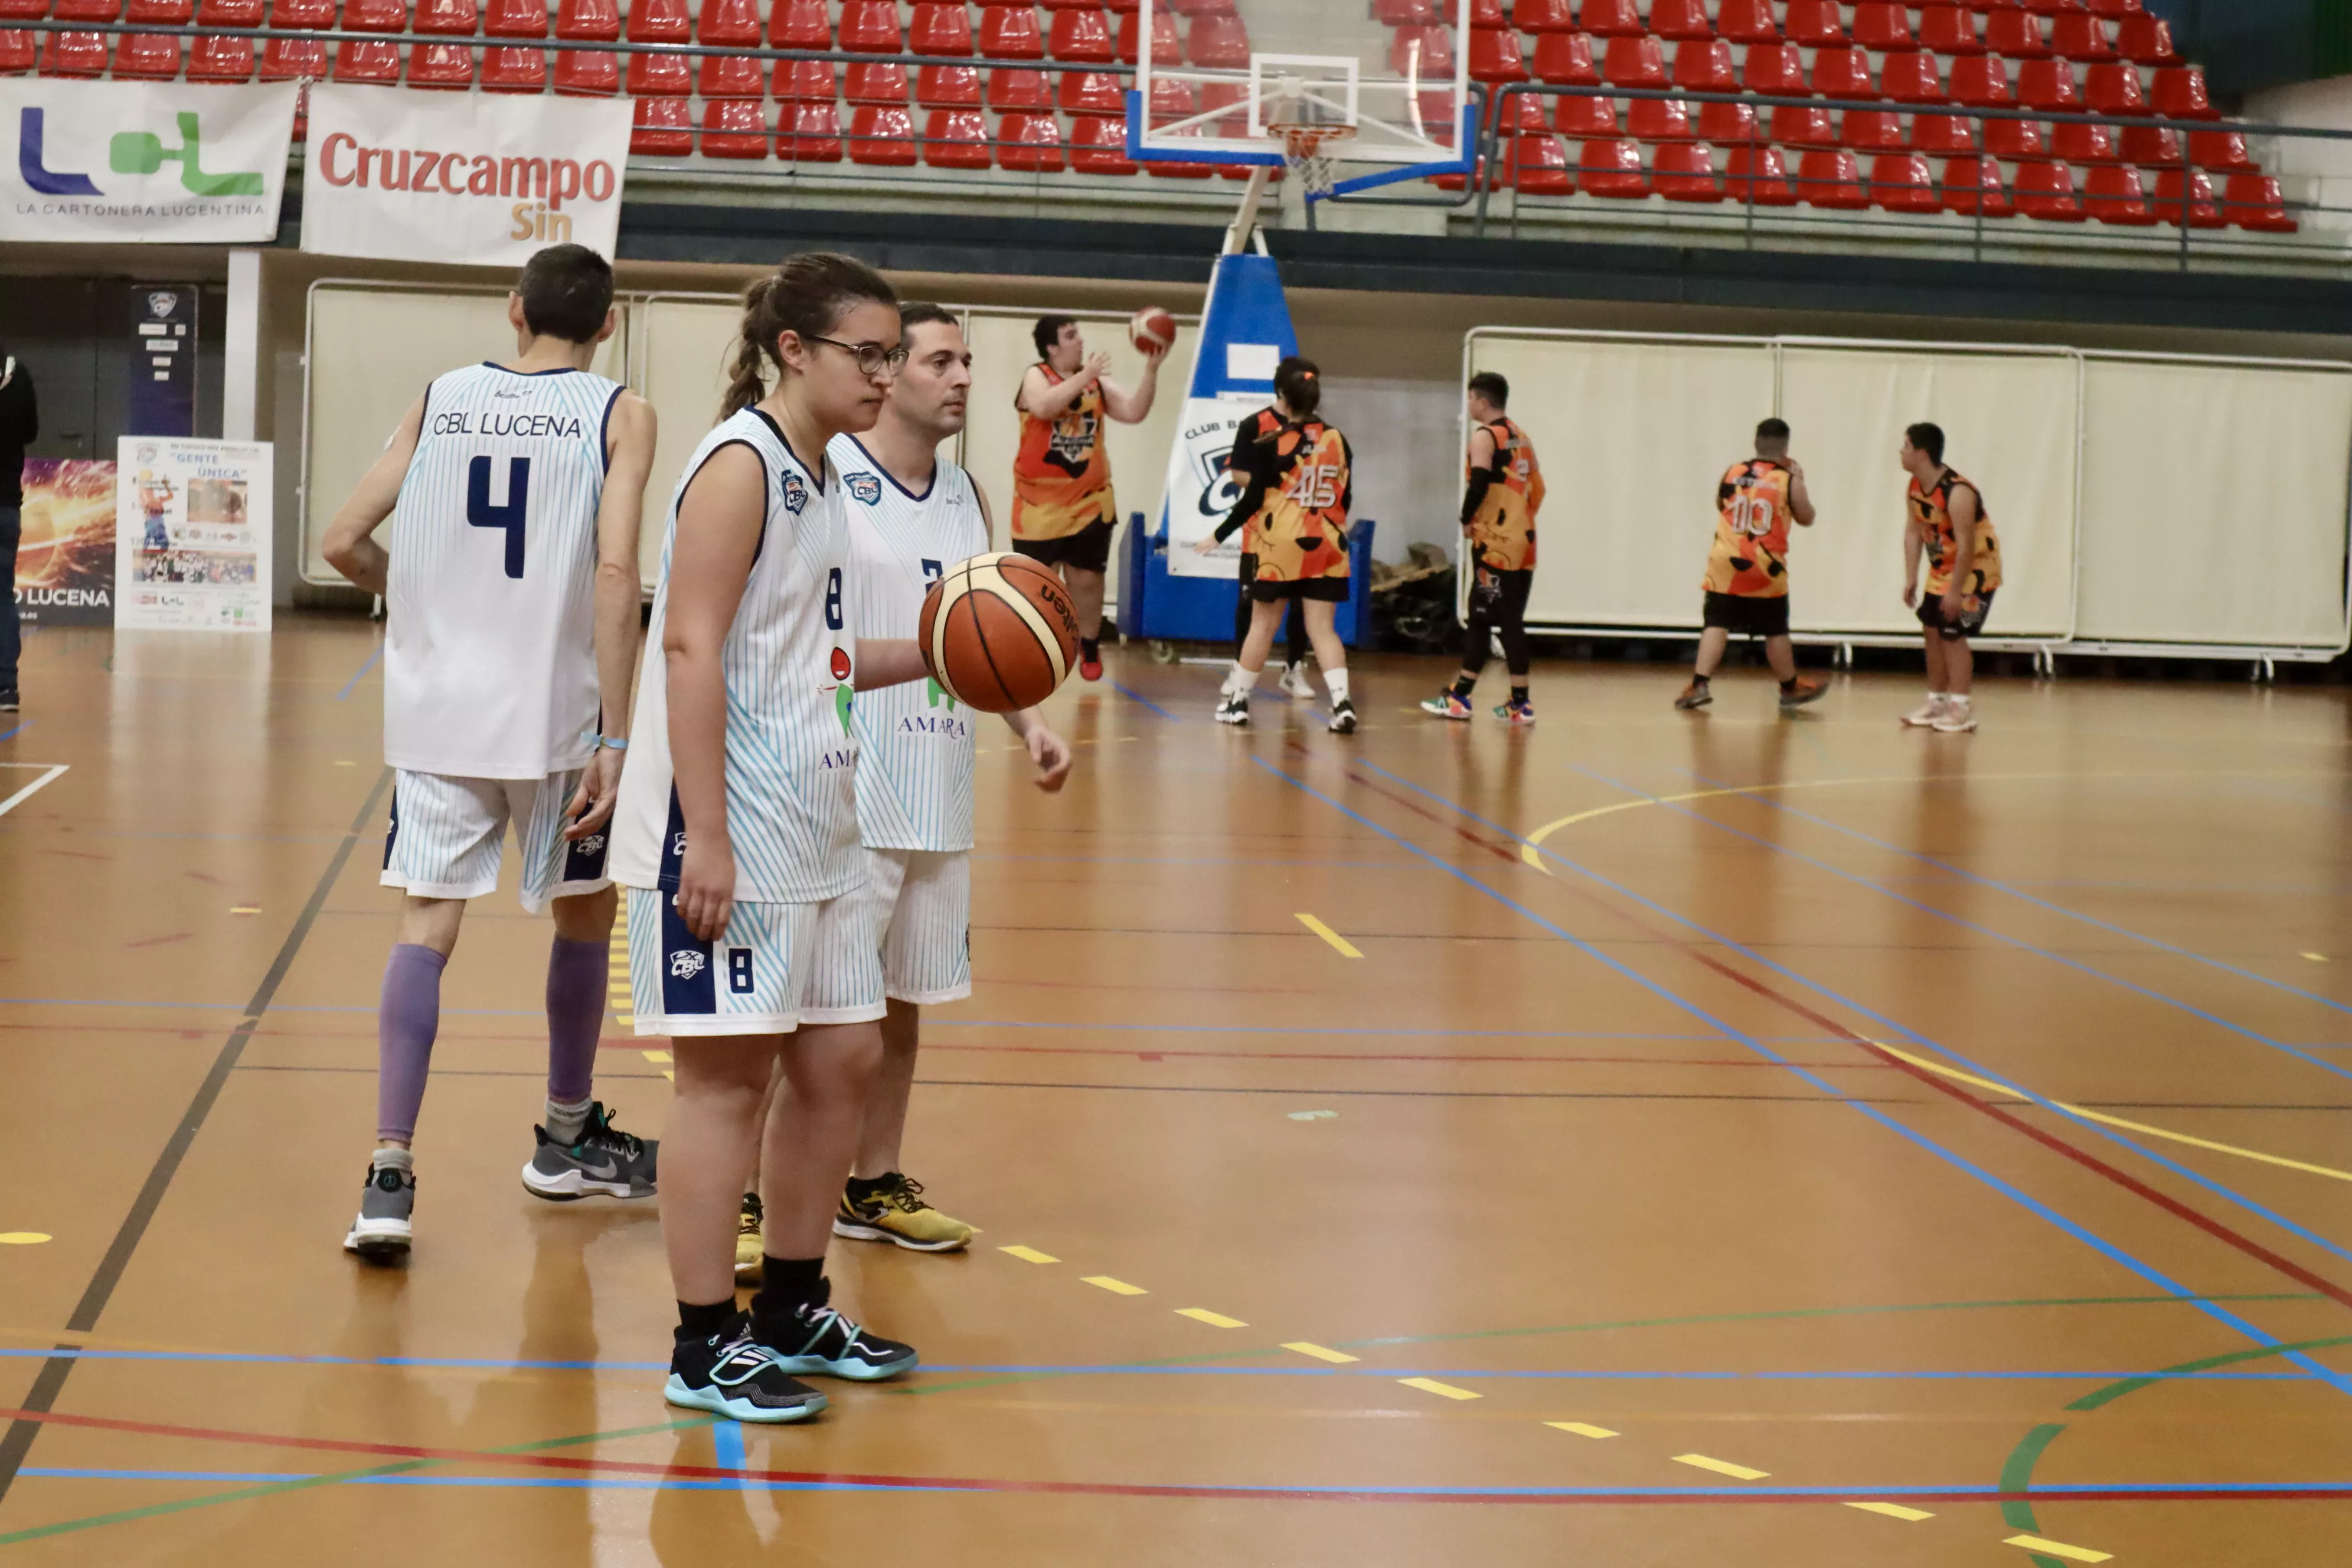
[1110,682,1179,721]
[0,720,30,744]
[1367,756,2352,1276]
[1255,754,2352,1400]
[18,1466,2352,1500]
[332,641,384,703]
[0,1348,2318,1381]
[708,1421,752,1495]
[1684,766,2352,1020]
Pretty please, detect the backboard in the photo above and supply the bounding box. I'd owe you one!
[1132,0,1473,177]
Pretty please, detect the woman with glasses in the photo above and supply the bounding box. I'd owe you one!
[607,251,932,1423]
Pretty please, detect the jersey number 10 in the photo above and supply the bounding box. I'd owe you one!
[467,456,532,579]
[1727,494,1777,538]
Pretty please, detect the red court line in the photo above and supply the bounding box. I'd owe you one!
[1331,760,2352,1315]
[4,1406,2347,1507]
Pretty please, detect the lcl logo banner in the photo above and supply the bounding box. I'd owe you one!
[2,80,295,243]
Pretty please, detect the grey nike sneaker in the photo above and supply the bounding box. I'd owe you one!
[521,1102,658,1201]
[344,1159,414,1259]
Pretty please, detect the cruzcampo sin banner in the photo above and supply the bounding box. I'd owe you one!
[1,80,295,243]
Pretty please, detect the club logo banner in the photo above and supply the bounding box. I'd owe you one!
[302,85,630,264]
[1,80,295,242]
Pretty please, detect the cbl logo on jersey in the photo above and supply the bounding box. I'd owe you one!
[846,472,883,505]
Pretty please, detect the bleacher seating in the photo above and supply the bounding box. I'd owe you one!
[0,0,2298,234]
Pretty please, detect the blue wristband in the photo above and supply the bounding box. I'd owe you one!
[597,734,628,752]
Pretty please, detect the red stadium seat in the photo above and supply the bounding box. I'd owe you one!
[1577,0,1643,38]
[2016,58,2082,112]
[413,0,476,35]
[1185,13,1249,68]
[1742,42,1806,98]
[1488,87,1549,135]
[771,0,829,48]
[1467,0,1504,23]
[839,0,903,52]
[1601,35,1664,89]
[628,0,686,41]
[2152,166,2223,227]
[1514,0,1574,31]
[1048,6,1113,62]
[1117,7,1178,66]
[847,61,911,102]
[1699,99,1757,145]
[1919,5,1985,55]
[1716,0,1777,44]
[697,0,757,44]
[2151,66,2217,119]
[1881,53,1946,106]
[1555,93,1619,137]
[1769,106,1838,149]
[1628,97,1693,141]
[1506,133,1574,194]
[407,43,475,87]
[187,36,256,79]
[332,38,400,80]
[1070,113,1136,175]
[1649,0,1710,42]
[626,43,689,97]
[114,31,181,77]
[1059,68,1122,113]
[1910,113,1975,155]
[700,99,769,158]
[850,104,920,165]
[2084,61,2150,116]
[911,2,974,55]
[2052,13,2115,63]
[988,67,1051,109]
[199,0,265,25]
[2086,0,2143,12]
[917,62,981,105]
[2013,160,2085,220]
[1852,3,1913,51]
[486,0,545,35]
[1725,145,1799,204]
[481,45,547,91]
[1783,0,1843,46]
[1841,110,1905,153]
[1986,11,2052,58]
[1576,138,1649,197]
[2052,120,2118,162]
[1811,47,1875,102]
[775,58,838,100]
[1798,149,1868,208]
[1672,40,1736,95]
[1942,155,2013,216]
[127,0,190,21]
[1948,55,2012,109]
[1389,24,1452,77]
[2189,130,2255,172]
[2084,162,2157,223]
[341,0,400,28]
[923,107,994,168]
[980,6,1045,60]
[1468,27,1527,83]
[631,96,694,155]
[1984,116,2047,160]
[2117,14,2180,66]
[998,110,1066,171]
[781,100,844,161]
[551,0,618,91]
[259,0,326,80]
[701,49,764,98]
[1531,31,1597,86]
[2119,123,2180,165]
[1652,139,1720,200]
[1872,152,1942,212]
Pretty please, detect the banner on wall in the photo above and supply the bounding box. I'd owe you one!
[0,80,294,243]
[302,86,631,265]
[114,437,273,633]
[127,283,198,436]
[1162,253,1298,578]
[14,459,116,628]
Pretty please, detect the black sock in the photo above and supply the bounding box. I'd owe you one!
[751,1255,826,1321]
[1450,675,1476,700]
[1510,682,1529,703]
[845,1171,897,1204]
[1080,636,1099,660]
[677,1298,737,1344]
[1779,676,1799,694]
[1691,672,1711,686]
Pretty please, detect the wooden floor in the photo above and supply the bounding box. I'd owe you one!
[2,616,2350,1566]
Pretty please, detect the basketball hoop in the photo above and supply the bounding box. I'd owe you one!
[1269,119,1357,200]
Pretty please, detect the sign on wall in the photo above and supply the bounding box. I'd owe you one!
[115,437,273,633]
[301,86,631,265]
[14,459,116,628]
[0,80,294,243]
[127,283,197,437]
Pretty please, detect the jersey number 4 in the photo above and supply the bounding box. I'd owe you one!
[467,456,531,579]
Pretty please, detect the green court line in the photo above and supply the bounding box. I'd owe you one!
[1996,1332,2352,1567]
[897,1291,2318,1399]
[0,1416,713,1549]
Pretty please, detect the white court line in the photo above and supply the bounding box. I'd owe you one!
[0,765,70,819]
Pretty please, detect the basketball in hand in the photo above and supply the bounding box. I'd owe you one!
[919,553,1084,713]
[1129,306,1177,358]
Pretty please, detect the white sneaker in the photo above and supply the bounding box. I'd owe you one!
[1214,692,1250,726]
[1900,695,1948,729]
[1931,700,1978,734]
[1278,662,1315,698]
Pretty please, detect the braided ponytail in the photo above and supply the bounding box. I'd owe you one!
[721,251,900,421]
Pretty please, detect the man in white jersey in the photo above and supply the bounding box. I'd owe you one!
[322,244,659,1259]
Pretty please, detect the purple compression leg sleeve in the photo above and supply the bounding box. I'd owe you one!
[375,943,449,1142]
[545,935,607,1105]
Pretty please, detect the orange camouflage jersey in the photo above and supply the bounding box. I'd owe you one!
[1466,417,1543,573]
[1011,364,1114,541]
[1705,458,1797,599]
[1909,466,2003,597]
[1240,417,1354,585]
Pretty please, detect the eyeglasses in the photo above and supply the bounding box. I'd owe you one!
[806,335,910,377]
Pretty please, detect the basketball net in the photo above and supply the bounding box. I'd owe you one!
[1269,120,1357,201]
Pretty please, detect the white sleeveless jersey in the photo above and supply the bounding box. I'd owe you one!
[609,409,861,904]
[382,362,622,779]
[831,435,989,852]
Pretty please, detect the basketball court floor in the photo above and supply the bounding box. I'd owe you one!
[1,618,2348,1566]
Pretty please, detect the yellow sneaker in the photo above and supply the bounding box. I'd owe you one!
[833,1174,973,1253]
[734,1192,763,1282]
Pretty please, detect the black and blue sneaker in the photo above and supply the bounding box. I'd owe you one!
[664,1315,829,1424]
[757,1279,919,1381]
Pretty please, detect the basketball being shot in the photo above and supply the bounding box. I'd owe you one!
[18,5,2352,1562]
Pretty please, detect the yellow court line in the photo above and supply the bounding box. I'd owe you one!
[1845,1501,1934,1522]
[1282,1342,1358,1364]
[1671,1453,1769,1481]
[999,1245,1059,1265]
[1873,1041,2352,1185]
[1082,1275,1148,1296]
[2004,1536,2112,1563]
[641,1050,671,1064]
[0,1234,50,1246]
[1294,913,1363,959]
[1396,1377,1480,1401]
[2301,952,2328,962]
[1174,1308,1247,1329]
[1543,1420,1618,1440]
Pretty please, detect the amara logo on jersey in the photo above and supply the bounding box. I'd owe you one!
[899,714,970,739]
[818,746,854,770]
[668,950,707,980]
[846,473,882,505]
[781,473,808,515]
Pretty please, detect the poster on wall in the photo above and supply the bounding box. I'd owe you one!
[1161,396,1268,577]
[13,459,116,628]
[300,86,631,266]
[113,437,272,633]
[126,283,197,436]
[0,80,295,243]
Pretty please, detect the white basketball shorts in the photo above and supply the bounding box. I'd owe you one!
[623,886,879,1037]
[803,848,972,1024]
[381,769,610,914]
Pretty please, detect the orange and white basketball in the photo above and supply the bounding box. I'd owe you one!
[1129,305,1177,357]
[919,553,1083,713]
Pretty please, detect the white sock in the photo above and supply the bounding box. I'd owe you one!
[1947,693,1971,708]
[1223,662,1260,697]
[1324,668,1351,706]
[544,1096,594,1144]
[371,1146,414,1173]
